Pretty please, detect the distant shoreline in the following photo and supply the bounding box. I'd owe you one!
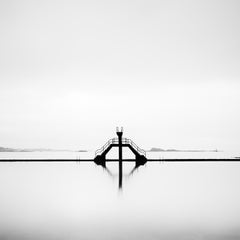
[0,146,220,153]
[0,147,88,153]
[148,148,219,152]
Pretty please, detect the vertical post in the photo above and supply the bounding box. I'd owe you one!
[116,127,123,189]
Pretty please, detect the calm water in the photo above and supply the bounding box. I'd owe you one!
[0,151,240,240]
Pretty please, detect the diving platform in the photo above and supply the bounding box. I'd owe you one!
[94,127,147,168]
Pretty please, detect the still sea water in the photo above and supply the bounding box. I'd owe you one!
[0,151,240,240]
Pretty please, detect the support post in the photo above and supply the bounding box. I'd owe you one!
[116,127,123,189]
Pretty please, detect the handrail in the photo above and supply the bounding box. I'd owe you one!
[122,138,146,157]
[95,137,146,157]
[95,138,118,156]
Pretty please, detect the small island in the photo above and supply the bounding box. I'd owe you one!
[148,147,219,152]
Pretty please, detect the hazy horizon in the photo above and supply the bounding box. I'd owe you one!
[1,0,240,151]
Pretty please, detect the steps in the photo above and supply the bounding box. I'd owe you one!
[94,137,147,164]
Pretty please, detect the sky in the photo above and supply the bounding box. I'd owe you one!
[0,0,240,150]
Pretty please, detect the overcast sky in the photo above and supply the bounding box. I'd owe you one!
[0,0,240,150]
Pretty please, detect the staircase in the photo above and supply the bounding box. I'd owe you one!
[95,138,118,157]
[95,137,146,158]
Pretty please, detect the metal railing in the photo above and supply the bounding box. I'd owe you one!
[122,138,146,157]
[95,137,146,157]
[95,138,118,156]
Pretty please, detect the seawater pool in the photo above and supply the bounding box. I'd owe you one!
[0,151,240,239]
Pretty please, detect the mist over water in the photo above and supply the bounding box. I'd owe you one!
[0,152,240,240]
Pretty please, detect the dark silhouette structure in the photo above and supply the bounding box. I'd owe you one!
[93,127,147,190]
[94,127,147,168]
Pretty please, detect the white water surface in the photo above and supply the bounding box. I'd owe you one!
[0,151,240,240]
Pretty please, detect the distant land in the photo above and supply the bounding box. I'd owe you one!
[148,147,219,152]
[0,147,87,152]
[0,146,218,153]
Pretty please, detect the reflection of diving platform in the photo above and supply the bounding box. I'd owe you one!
[94,127,147,168]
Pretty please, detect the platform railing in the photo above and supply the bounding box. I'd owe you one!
[95,138,118,156]
[95,137,146,157]
[122,138,146,157]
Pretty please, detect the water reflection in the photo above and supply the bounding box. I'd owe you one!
[0,158,240,240]
[98,160,144,190]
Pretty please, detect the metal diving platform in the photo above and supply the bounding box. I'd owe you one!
[94,127,147,168]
